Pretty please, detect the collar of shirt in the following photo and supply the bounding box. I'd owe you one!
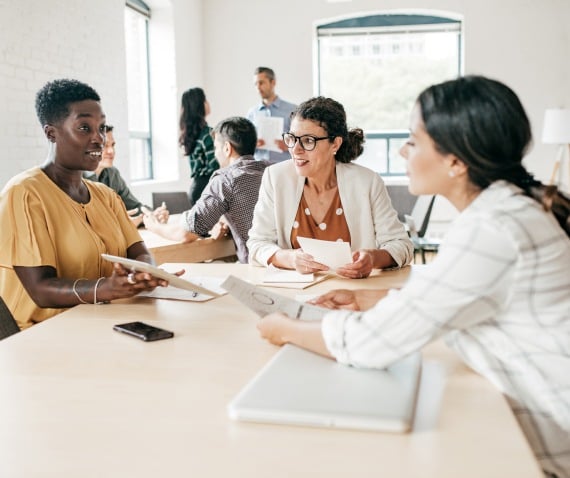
[256,96,282,111]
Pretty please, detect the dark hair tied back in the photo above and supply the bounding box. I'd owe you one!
[418,75,570,237]
[292,96,365,163]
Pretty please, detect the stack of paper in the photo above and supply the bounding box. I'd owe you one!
[261,265,329,289]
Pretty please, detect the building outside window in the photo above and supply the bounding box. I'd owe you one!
[317,13,462,176]
[124,0,152,180]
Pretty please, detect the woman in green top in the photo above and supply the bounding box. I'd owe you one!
[179,88,219,205]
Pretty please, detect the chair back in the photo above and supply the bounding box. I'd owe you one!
[152,192,192,214]
[405,195,436,239]
[0,297,20,340]
[385,185,417,223]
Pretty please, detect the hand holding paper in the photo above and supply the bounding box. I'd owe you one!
[296,237,352,270]
[255,115,284,152]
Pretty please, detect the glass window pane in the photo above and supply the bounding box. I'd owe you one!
[124,6,152,180]
[319,31,459,131]
[354,137,387,173]
[129,138,152,180]
[318,17,461,176]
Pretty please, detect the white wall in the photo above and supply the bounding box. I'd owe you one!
[199,0,570,226]
[0,0,130,186]
[1,0,569,221]
[200,0,570,183]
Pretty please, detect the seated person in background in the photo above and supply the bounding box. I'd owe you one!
[257,76,570,478]
[144,117,269,263]
[83,124,168,227]
[0,79,171,329]
[247,96,413,278]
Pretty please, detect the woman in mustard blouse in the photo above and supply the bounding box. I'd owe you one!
[0,79,168,329]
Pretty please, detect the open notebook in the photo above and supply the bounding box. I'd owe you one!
[228,345,422,433]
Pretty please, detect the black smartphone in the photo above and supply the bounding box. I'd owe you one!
[113,321,174,342]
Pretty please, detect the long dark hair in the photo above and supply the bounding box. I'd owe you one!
[179,87,207,156]
[418,75,570,236]
[292,97,364,164]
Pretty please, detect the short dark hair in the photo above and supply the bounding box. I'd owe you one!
[292,96,364,163]
[35,79,100,126]
[254,67,275,81]
[213,117,257,156]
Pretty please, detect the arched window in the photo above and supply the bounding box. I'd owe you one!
[316,13,462,176]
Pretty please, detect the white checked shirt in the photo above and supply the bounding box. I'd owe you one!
[322,181,570,478]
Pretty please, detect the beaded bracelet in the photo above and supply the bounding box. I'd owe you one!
[93,277,107,305]
[72,278,89,304]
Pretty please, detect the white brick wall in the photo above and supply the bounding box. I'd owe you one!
[0,0,129,189]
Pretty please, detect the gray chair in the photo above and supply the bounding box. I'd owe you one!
[405,195,440,263]
[0,297,20,340]
[385,185,417,223]
[152,191,192,214]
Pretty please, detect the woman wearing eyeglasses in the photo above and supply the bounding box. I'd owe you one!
[247,97,413,278]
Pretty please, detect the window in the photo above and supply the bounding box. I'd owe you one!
[317,13,462,176]
[124,0,152,180]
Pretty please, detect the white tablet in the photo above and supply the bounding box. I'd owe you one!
[101,254,221,297]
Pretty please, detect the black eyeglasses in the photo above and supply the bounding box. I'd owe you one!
[282,132,333,151]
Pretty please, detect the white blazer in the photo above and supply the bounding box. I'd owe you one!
[247,160,413,267]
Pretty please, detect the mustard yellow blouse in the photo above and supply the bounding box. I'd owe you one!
[0,167,142,329]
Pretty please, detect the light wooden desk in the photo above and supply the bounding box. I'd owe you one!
[0,264,542,478]
[139,226,236,264]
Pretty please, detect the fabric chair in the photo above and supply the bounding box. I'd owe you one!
[152,192,192,215]
[0,297,20,340]
[405,195,440,263]
[385,185,418,223]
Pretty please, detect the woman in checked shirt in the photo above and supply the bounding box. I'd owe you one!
[257,76,570,478]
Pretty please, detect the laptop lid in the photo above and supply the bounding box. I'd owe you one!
[228,345,422,433]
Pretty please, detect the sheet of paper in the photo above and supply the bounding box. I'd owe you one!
[296,237,352,270]
[255,115,284,152]
[221,275,328,321]
[138,276,227,302]
[263,264,314,283]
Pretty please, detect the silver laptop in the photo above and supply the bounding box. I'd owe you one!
[228,345,422,433]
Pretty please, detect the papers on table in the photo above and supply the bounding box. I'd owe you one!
[101,256,225,301]
[260,265,330,289]
[263,265,314,283]
[296,237,352,270]
[101,254,222,297]
[221,275,328,321]
[254,115,284,152]
[138,276,227,302]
